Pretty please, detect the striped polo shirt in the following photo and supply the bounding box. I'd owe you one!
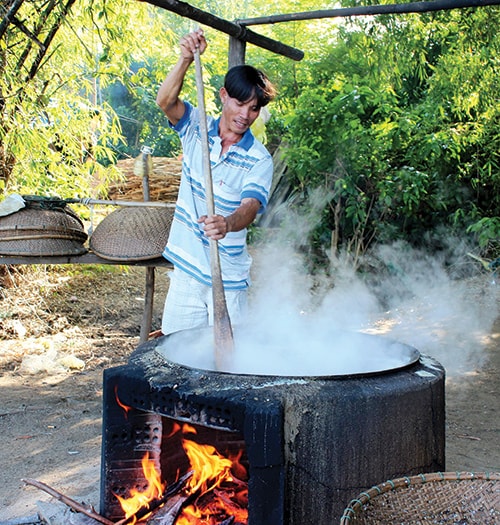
[162,101,273,290]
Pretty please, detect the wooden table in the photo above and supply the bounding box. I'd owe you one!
[0,251,173,343]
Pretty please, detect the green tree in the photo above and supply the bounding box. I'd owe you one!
[2,0,499,263]
[0,0,182,198]
[282,6,500,262]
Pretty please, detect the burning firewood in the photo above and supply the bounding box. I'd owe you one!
[23,473,195,525]
[219,518,235,525]
[144,493,191,525]
[114,470,194,525]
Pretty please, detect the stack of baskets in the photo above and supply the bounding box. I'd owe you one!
[340,471,500,524]
[0,196,88,256]
[0,194,175,261]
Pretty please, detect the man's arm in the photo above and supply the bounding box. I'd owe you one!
[156,29,207,126]
[199,198,262,240]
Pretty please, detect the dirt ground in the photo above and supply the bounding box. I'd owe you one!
[0,263,499,523]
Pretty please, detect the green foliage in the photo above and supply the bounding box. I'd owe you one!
[282,6,500,262]
[467,217,500,252]
[0,0,181,197]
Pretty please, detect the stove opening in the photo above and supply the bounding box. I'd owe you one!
[100,369,284,524]
[162,418,248,523]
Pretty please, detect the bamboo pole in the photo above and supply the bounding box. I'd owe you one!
[139,0,303,61]
[236,0,500,25]
[138,147,156,344]
[76,198,175,208]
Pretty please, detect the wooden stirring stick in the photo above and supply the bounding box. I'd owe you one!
[193,47,235,370]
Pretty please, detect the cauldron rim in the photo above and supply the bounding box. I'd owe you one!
[147,326,421,379]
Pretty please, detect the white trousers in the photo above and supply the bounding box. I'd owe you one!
[161,268,248,335]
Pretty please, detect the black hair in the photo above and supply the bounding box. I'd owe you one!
[224,65,276,108]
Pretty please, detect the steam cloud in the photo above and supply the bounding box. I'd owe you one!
[247,188,499,379]
[159,188,499,379]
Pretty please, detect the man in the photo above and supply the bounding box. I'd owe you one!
[157,29,276,335]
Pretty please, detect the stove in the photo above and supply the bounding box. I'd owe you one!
[100,330,445,524]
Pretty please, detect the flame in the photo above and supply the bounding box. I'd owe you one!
[114,453,165,524]
[183,439,233,494]
[166,421,182,438]
[114,385,131,416]
[182,423,197,435]
[116,423,248,524]
[177,438,248,524]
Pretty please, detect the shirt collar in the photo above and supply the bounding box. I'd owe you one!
[209,117,255,152]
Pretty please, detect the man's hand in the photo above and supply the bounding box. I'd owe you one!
[198,214,229,240]
[198,198,261,240]
[156,29,207,124]
[179,29,207,60]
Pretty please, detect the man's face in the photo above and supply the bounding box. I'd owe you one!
[219,87,261,136]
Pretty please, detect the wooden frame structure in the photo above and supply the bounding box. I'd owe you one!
[142,0,500,66]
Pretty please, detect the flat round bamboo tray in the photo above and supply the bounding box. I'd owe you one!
[89,206,174,262]
[340,471,500,524]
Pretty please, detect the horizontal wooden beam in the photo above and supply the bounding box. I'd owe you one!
[139,0,304,61]
[236,0,500,26]
[0,253,173,267]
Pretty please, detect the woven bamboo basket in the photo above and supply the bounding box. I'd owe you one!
[89,206,174,262]
[0,205,87,256]
[340,471,500,524]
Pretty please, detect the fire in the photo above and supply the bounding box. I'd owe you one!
[177,435,248,524]
[114,385,131,416]
[115,453,165,523]
[116,422,248,524]
[184,438,233,494]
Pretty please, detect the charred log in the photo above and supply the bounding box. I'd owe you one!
[145,494,191,525]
